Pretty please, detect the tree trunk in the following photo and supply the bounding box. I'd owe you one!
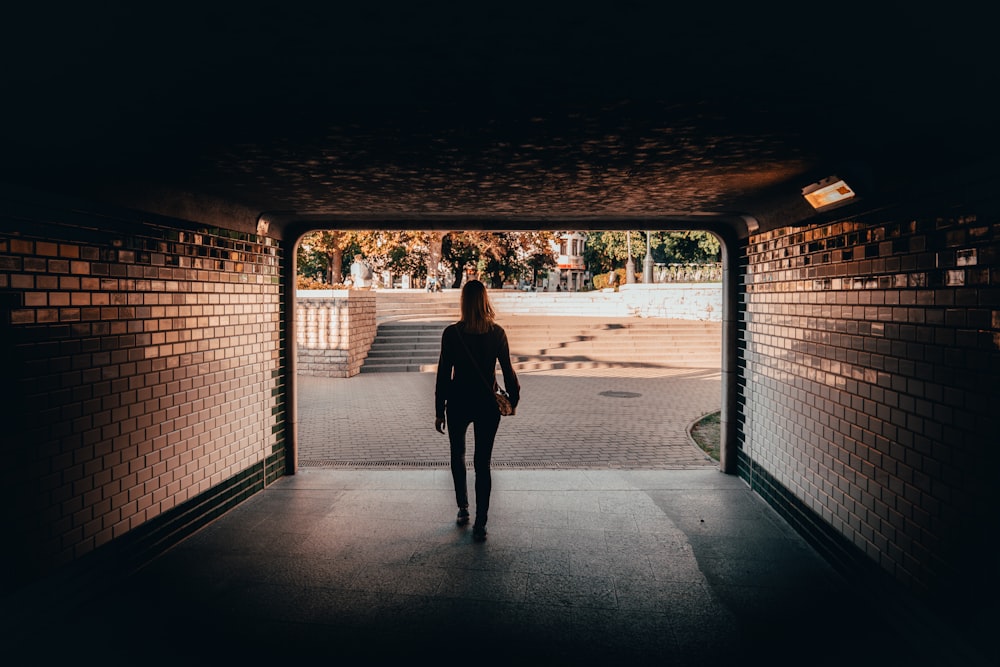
[328,248,344,285]
[427,231,444,280]
[450,262,463,288]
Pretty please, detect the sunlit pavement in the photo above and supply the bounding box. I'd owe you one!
[297,366,721,469]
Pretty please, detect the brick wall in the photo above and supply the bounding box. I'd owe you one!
[296,291,377,377]
[0,193,286,585]
[739,200,999,615]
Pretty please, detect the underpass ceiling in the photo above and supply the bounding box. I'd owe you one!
[2,4,996,234]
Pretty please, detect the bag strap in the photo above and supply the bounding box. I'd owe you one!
[454,327,501,394]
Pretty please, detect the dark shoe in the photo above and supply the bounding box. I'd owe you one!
[456,507,470,525]
[472,524,487,541]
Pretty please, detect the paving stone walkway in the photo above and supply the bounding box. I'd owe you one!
[297,366,721,469]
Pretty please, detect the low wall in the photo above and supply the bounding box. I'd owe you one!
[618,283,721,320]
[296,291,377,377]
[488,283,722,320]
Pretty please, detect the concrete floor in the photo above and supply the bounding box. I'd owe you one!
[6,367,991,666]
[16,468,986,666]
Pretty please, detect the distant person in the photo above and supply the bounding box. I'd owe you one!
[434,280,520,542]
[350,255,372,287]
[607,268,618,289]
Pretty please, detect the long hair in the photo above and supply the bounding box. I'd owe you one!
[459,280,495,334]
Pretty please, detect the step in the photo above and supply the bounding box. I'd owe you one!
[360,314,721,373]
[376,325,448,334]
[366,350,439,359]
[372,334,444,343]
[360,363,434,373]
[374,358,720,375]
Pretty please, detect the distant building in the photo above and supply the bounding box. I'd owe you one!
[551,231,588,291]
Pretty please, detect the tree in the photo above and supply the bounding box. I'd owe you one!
[526,246,557,286]
[297,228,560,289]
[480,234,518,288]
[584,230,720,276]
[353,230,410,284]
[442,232,481,288]
[583,231,648,278]
[426,231,445,281]
[659,231,721,264]
[298,230,361,285]
[296,242,328,284]
[387,237,428,282]
[444,231,558,288]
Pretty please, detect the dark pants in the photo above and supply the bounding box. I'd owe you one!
[447,407,501,526]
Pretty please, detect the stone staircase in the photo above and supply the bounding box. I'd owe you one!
[374,291,458,324]
[360,313,721,373]
[361,320,450,373]
[503,316,720,371]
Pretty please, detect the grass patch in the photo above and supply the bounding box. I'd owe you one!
[690,411,720,461]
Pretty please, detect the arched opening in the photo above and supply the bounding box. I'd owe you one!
[281,217,749,475]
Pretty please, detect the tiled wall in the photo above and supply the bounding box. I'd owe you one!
[739,202,999,606]
[0,195,286,583]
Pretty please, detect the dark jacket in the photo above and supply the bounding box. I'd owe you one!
[435,322,520,419]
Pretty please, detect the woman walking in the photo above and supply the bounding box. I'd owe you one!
[434,280,520,541]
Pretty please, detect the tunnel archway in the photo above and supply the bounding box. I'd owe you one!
[281,217,751,475]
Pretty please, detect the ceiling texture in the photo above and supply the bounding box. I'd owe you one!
[2,4,996,237]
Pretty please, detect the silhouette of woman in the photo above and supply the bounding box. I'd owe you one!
[434,280,519,541]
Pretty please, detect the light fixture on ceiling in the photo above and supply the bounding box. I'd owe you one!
[802,176,856,210]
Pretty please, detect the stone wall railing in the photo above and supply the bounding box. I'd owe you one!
[653,262,723,283]
[617,283,721,320]
[488,283,722,321]
[296,291,377,377]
